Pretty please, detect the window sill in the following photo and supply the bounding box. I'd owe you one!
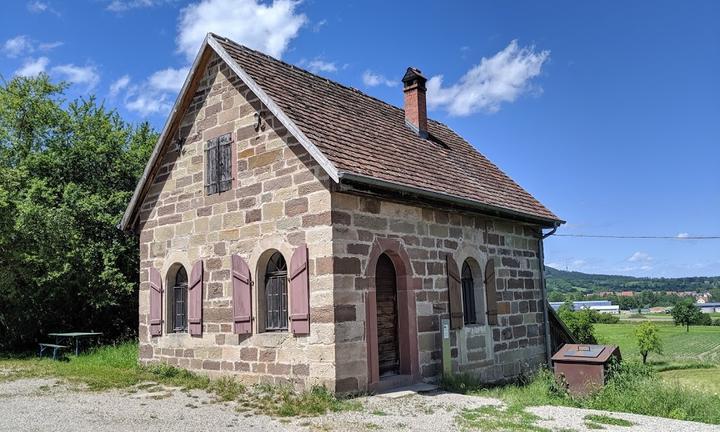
[253,331,292,347]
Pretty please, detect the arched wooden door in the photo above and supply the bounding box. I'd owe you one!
[376,253,399,377]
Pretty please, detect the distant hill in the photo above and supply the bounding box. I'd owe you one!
[545,266,720,295]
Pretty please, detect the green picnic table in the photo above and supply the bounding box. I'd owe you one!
[47,332,103,356]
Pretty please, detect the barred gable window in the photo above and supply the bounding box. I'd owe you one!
[205,133,232,195]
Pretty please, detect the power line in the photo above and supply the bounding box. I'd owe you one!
[553,234,720,240]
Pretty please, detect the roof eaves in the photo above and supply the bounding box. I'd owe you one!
[337,171,565,228]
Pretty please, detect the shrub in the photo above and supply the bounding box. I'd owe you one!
[592,312,620,324]
[694,313,712,326]
[558,305,597,344]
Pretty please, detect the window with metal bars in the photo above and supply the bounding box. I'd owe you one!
[264,252,288,331]
[172,266,188,332]
[205,133,232,195]
[461,261,477,325]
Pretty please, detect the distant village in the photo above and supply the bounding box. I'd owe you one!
[550,291,720,315]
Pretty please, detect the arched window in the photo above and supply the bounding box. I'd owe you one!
[172,266,188,332]
[265,252,288,331]
[461,261,477,325]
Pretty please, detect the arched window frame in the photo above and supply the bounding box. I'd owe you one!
[263,251,288,332]
[170,265,188,333]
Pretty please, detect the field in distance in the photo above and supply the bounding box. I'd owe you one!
[595,322,720,365]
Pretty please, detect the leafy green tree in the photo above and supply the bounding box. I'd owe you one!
[671,299,702,332]
[635,321,662,364]
[0,74,154,350]
[558,304,597,344]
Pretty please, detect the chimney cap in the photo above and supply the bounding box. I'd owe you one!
[402,67,427,90]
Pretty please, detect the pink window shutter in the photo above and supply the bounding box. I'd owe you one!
[232,254,252,334]
[289,244,310,335]
[446,254,464,330]
[485,259,498,325]
[188,260,204,336]
[149,267,163,337]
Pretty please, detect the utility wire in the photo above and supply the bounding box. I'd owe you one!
[553,234,720,240]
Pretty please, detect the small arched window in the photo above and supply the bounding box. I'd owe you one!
[265,252,288,331]
[172,266,188,332]
[461,260,477,325]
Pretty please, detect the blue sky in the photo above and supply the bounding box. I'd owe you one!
[2,1,719,277]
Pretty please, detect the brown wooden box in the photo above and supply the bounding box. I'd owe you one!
[551,344,621,395]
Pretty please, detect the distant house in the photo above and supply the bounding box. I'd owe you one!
[550,301,620,314]
[121,33,563,393]
[696,302,720,313]
[696,293,711,304]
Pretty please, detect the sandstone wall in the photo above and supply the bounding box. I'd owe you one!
[330,192,548,392]
[137,54,337,389]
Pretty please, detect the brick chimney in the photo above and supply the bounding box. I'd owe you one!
[402,67,428,137]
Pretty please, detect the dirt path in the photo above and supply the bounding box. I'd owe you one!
[1,378,718,431]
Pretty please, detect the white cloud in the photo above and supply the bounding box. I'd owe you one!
[38,41,63,51]
[123,0,306,117]
[300,58,337,74]
[426,40,549,116]
[3,35,33,58]
[27,1,48,12]
[628,251,653,263]
[677,232,690,239]
[51,63,100,90]
[27,1,60,15]
[176,0,306,61]
[124,66,187,116]
[109,75,131,97]
[312,19,327,33]
[125,91,172,116]
[362,70,397,88]
[3,35,62,58]
[106,0,175,12]
[148,67,189,92]
[14,56,49,77]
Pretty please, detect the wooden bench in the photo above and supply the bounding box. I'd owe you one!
[38,343,69,360]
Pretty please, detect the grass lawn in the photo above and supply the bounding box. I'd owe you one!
[660,367,720,395]
[594,322,720,366]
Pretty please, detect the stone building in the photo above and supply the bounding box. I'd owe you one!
[121,33,563,393]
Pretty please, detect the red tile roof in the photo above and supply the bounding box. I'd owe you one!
[215,36,560,225]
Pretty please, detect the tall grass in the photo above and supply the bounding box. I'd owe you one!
[448,362,720,425]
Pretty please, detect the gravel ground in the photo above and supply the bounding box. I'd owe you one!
[527,405,720,432]
[1,378,718,431]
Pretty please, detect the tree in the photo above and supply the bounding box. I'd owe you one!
[0,74,155,350]
[635,321,662,364]
[558,304,597,344]
[671,299,702,332]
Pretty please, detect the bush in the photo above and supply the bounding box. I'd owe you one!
[587,362,720,424]
[593,313,620,324]
[457,362,720,425]
[694,313,712,326]
[712,318,720,326]
[558,305,597,344]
